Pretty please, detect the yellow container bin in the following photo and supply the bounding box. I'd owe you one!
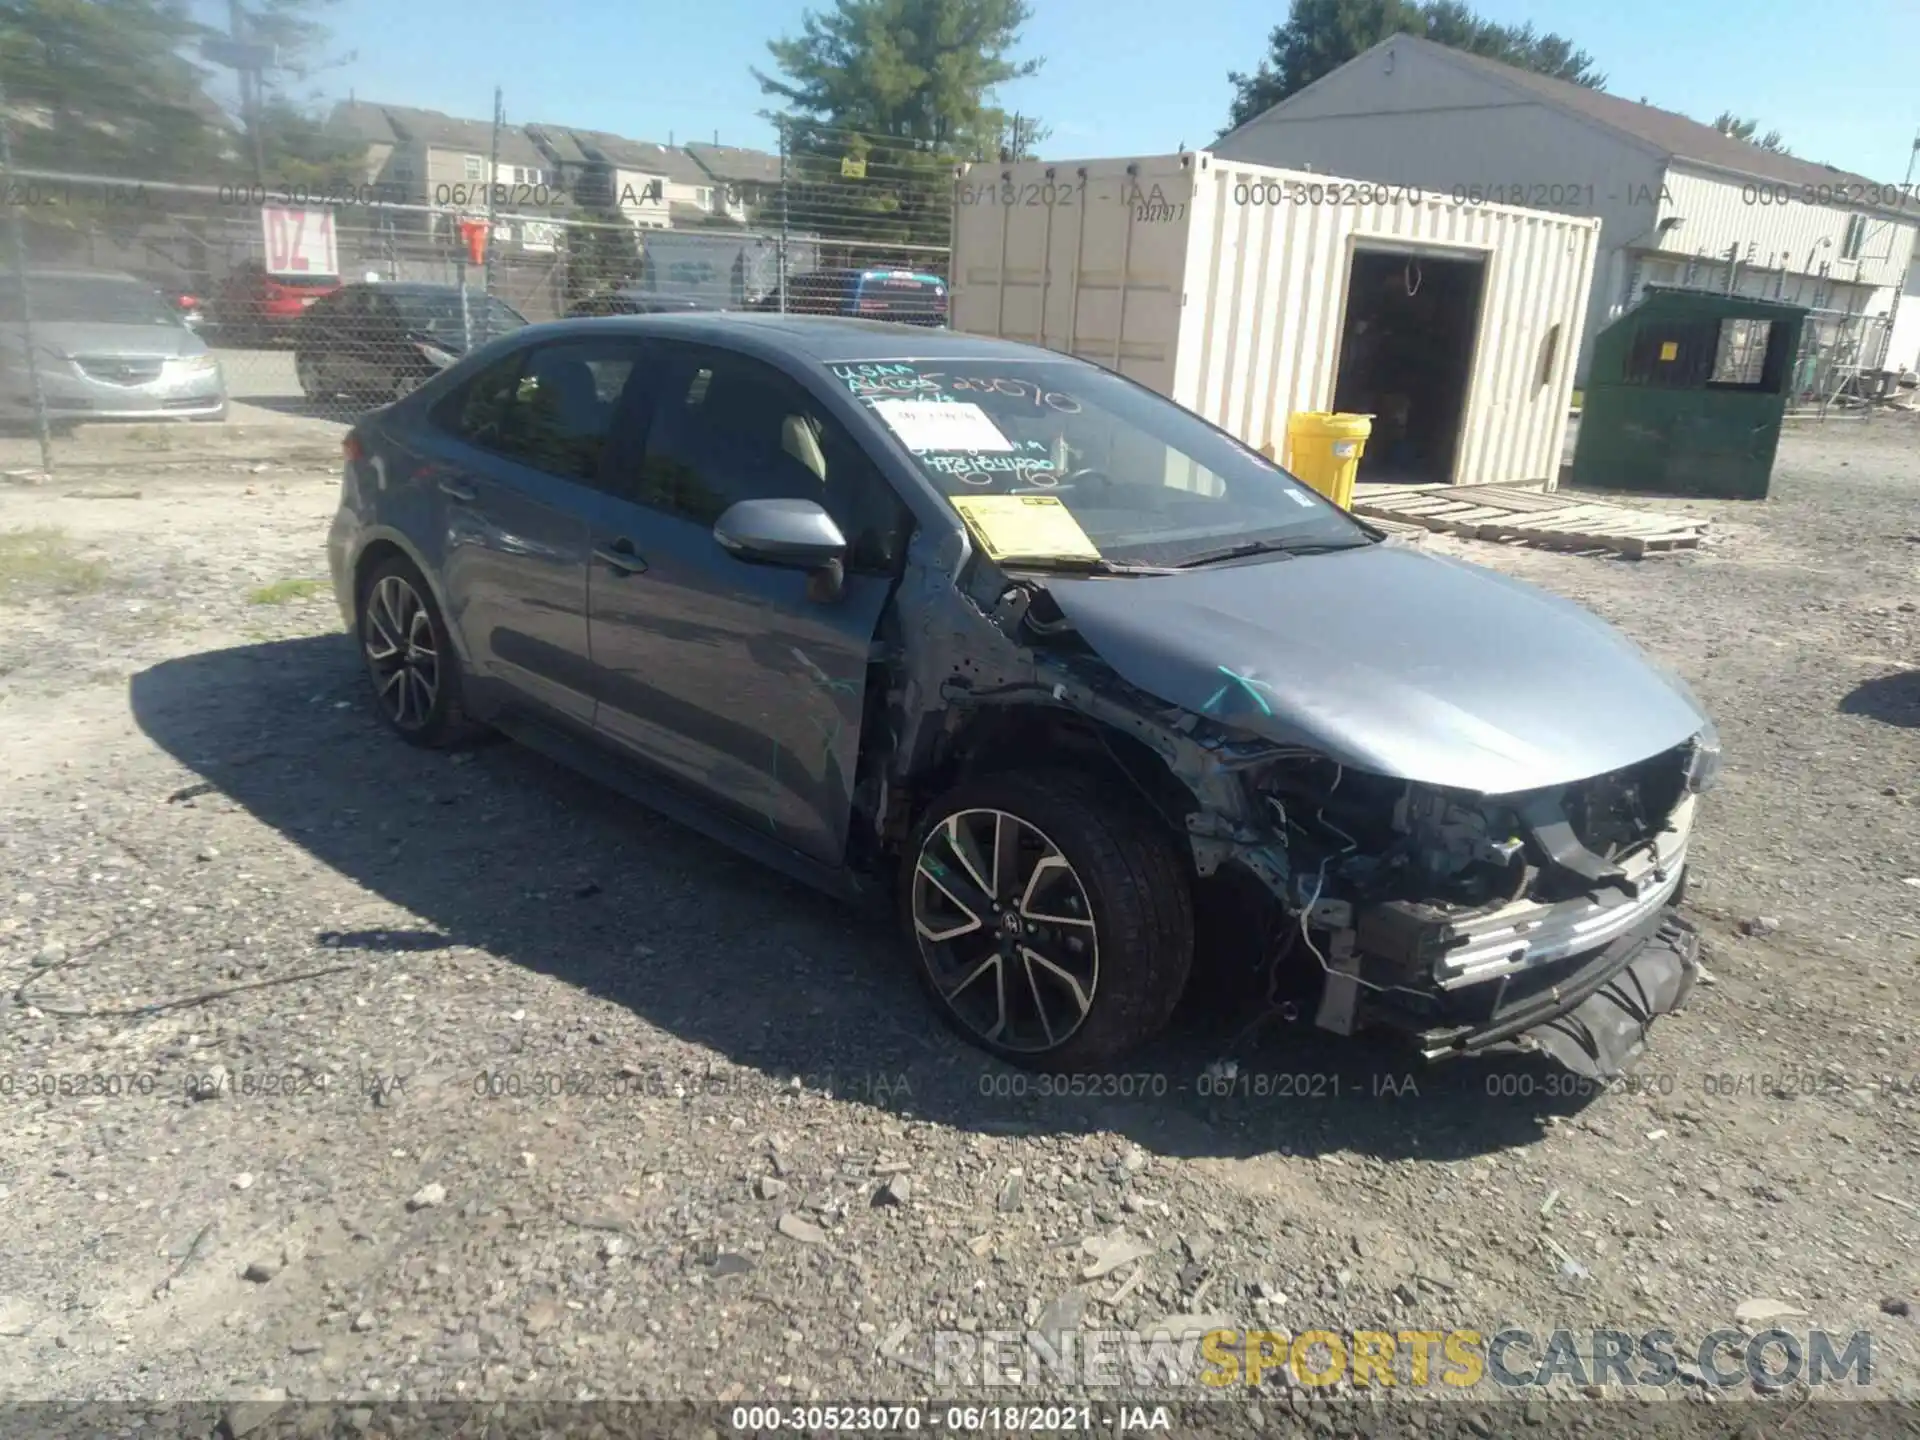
[1282,411,1372,510]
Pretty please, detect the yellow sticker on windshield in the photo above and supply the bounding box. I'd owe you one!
[950,494,1102,563]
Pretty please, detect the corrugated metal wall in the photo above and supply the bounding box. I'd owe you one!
[1658,168,1918,294]
[951,152,1599,488]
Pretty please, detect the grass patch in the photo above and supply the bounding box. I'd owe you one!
[0,527,110,600]
[248,577,326,605]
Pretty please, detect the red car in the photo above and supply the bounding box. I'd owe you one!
[212,264,340,345]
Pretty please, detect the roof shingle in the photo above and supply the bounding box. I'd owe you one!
[1403,36,1889,196]
[685,142,781,186]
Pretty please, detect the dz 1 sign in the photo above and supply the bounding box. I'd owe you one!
[261,205,339,277]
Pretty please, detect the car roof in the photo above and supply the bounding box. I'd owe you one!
[15,269,147,284]
[340,282,464,295]
[523,312,1066,366]
[797,267,942,282]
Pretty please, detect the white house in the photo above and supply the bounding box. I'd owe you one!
[1214,35,1920,379]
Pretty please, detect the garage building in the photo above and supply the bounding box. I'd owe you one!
[950,151,1598,490]
[1212,35,1920,384]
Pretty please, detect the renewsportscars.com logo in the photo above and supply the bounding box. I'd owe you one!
[930,1326,1874,1391]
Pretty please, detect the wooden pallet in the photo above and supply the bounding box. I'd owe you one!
[1357,514,1427,545]
[1352,485,1706,559]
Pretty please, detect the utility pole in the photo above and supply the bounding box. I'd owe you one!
[481,86,503,335]
[777,116,790,314]
[230,0,267,185]
[0,78,53,477]
[206,6,274,185]
[1883,128,1920,376]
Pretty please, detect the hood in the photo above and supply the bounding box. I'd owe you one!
[1042,543,1709,795]
[0,320,203,361]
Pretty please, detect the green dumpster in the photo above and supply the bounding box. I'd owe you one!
[1571,288,1808,501]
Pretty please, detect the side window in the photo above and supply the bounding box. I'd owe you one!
[434,341,643,484]
[635,346,910,572]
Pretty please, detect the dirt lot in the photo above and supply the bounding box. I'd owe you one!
[1,417,1917,1423]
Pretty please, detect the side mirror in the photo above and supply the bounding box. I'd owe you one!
[713,497,847,571]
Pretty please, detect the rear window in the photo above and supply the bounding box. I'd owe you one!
[263,273,338,289]
[854,272,947,321]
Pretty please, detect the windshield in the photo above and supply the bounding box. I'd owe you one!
[830,357,1368,567]
[389,291,528,346]
[0,276,182,327]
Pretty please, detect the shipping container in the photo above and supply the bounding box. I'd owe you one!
[950,152,1600,490]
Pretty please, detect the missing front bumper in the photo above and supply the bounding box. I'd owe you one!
[1373,907,1701,1080]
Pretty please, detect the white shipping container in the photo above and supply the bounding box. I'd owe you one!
[950,152,1600,490]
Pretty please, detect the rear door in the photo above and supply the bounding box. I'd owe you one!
[585,340,913,865]
[426,336,649,729]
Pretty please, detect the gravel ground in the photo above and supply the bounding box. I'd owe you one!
[1,417,1917,1425]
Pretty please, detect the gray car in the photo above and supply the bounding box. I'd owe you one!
[0,269,227,426]
[327,314,1719,1078]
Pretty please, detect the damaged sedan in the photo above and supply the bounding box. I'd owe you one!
[327,313,1717,1080]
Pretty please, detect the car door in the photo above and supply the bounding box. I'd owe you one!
[356,291,410,396]
[426,336,649,730]
[586,340,913,867]
[301,287,352,395]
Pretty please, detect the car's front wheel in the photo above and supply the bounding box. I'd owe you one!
[295,351,325,401]
[902,770,1194,1069]
[357,554,478,748]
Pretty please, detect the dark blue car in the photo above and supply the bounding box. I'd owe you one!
[326,312,1716,1077]
[751,267,948,326]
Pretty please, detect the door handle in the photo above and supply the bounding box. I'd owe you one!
[594,538,648,574]
[437,477,477,502]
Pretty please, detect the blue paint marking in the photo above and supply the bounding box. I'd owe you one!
[1203,665,1278,717]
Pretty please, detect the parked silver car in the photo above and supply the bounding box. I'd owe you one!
[0,270,227,426]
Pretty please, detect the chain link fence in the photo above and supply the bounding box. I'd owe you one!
[1,107,971,472]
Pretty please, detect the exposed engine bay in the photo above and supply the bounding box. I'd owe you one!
[888,559,1719,1080]
[1242,743,1707,1077]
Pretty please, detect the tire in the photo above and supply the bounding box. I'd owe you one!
[901,769,1194,1070]
[356,553,481,748]
[294,351,324,401]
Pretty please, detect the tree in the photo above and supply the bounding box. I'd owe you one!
[995,111,1049,162]
[1225,0,1604,132]
[0,0,232,180]
[209,0,368,184]
[754,0,1042,245]
[1711,111,1789,155]
[0,0,364,186]
[561,204,641,310]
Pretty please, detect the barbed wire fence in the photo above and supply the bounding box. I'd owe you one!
[0,93,991,472]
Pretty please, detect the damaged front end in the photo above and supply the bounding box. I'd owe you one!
[1236,740,1714,1080]
[873,531,1717,1082]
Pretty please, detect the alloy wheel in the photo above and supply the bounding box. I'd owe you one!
[363,574,439,730]
[912,808,1099,1053]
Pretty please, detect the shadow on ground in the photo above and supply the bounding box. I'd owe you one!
[235,394,373,424]
[130,636,1606,1165]
[1840,669,1920,729]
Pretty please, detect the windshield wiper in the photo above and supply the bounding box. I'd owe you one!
[1000,555,1180,577]
[1175,536,1374,569]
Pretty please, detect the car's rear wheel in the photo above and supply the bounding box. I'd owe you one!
[295,351,325,401]
[357,555,478,748]
[902,770,1194,1069]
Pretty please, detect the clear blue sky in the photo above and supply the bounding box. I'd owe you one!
[316,0,1920,185]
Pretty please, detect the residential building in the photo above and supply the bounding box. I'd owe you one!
[325,101,566,250]
[686,142,782,220]
[1213,35,1920,379]
[565,131,719,229]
